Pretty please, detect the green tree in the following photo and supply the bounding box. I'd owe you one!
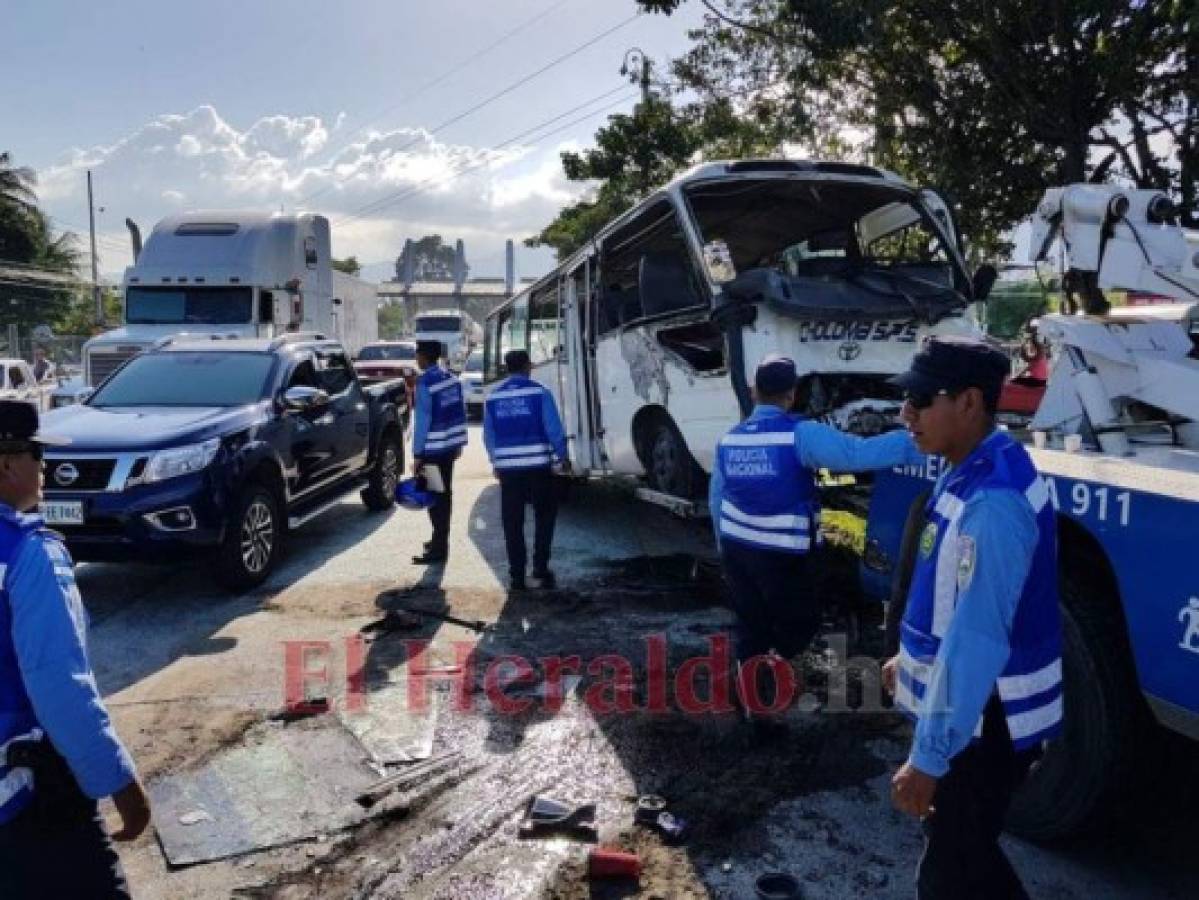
[527,96,707,260]
[635,1,1196,248]
[394,236,463,282]
[332,255,361,276]
[378,300,406,339]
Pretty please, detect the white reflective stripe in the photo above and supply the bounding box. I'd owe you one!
[898,644,933,674]
[0,728,43,763]
[426,424,467,440]
[892,676,920,715]
[973,716,984,738]
[495,455,553,469]
[1006,695,1064,740]
[998,658,1062,701]
[428,377,460,394]
[494,443,553,458]
[0,766,33,807]
[720,500,808,531]
[489,386,545,400]
[719,432,794,447]
[1025,476,1050,513]
[423,435,467,450]
[931,509,963,638]
[934,491,965,522]
[719,519,810,551]
[0,563,7,583]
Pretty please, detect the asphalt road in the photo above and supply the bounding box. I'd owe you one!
[74,425,1197,899]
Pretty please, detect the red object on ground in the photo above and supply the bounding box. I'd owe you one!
[588,847,641,879]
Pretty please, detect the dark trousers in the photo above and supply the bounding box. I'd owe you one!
[0,802,131,899]
[425,456,456,554]
[720,540,822,663]
[499,467,558,577]
[917,696,1039,900]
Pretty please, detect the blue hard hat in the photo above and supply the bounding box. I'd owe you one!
[395,478,435,510]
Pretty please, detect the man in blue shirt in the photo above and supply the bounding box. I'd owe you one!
[883,337,1060,900]
[711,355,923,721]
[0,402,150,897]
[483,350,570,591]
[411,340,468,565]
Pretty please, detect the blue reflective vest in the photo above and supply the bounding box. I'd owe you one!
[419,365,467,458]
[0,515,52,823]
[896,431,1063,750]
[485,376,557,471]
[715,411,818,554]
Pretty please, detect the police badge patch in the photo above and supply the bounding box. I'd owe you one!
[957,535,977,590]
[919,522,938,558]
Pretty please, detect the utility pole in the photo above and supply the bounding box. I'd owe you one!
[87,170,103,326]
[621,48,655,198]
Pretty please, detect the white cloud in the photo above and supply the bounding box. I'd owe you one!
[38,105,586,278]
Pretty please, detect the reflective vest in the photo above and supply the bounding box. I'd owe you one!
[895,430,1063,751]
[485,376,556,471]
[419,365,467,458]
[715,412,818,554]
[0,513,55,824]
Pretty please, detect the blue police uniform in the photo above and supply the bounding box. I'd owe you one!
[894,429,1060,899]
[483,374,568,584]
[710,404,923,663]
[1,505,136,896]
[412,363,467,559]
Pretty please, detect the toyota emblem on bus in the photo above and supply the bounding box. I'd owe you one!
[838,340,862,361]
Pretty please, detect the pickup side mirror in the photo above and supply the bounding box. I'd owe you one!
[282,386,330,411]
[972,264,998,302]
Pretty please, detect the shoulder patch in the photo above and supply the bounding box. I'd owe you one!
[919,522,938,558]
[956,534,976,591]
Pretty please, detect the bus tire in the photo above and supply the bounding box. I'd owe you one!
[646,416,704,500]
[1006,567,1144,841]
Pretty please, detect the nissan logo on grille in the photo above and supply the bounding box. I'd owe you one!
[53,463,80,487]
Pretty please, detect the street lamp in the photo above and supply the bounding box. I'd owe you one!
[620,48,652,104]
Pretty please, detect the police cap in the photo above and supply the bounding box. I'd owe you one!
[0,400,69,448]
[754,354,798,395]
[889,336,1011,401]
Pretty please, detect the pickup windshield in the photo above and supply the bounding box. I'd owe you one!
[89,352,274,407]
[126,286,253,324]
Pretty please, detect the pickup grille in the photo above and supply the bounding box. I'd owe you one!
[88,347,143,386]
[45,458,117,491]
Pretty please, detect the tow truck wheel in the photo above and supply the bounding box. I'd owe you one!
[1006,569,1143,841]
[362,427,403,511]
[217,483,282,590]
[646,417,704,500]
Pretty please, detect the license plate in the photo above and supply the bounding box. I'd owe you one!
[41,500,84,525]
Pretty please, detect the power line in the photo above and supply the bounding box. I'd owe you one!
[298,11,639,208]
[297,0,575,201]
[335,88,635,227]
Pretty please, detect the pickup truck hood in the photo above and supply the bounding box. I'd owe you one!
[42,403,267,452]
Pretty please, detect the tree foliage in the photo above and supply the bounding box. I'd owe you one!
[0,151,81,331]
[331,255,361,276]
[394,235,466,282]
[628,1,1196,253]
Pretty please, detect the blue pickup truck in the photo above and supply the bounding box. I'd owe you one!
[39,334,406,589]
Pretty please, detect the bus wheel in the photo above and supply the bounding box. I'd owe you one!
[1006,568,1144,841]
[646,417,703,499]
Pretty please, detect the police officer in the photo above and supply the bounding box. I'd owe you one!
[711,354,923,715]
[0,401,150,898]
[882,337,1061,899]
[411,340,467,564]
[483,350,569,591]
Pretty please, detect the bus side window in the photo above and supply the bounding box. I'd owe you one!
[529,286,559,365]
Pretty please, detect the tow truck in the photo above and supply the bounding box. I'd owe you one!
[863,183,1199,839]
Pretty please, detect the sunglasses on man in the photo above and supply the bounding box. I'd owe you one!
[903,389,954,410]
[0,442,44,460]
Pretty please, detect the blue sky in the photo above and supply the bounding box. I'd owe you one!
[3,0,706,280]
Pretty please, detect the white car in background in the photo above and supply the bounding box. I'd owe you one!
[0,358,53,411]
[460,349,484,419]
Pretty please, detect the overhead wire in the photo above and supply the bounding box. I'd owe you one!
[335,85,634,227]
[297,10,640,208]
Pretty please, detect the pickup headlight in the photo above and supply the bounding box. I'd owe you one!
[144,438,221,483]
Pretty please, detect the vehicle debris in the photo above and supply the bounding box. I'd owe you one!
[588,847,642,880]
[519,795,598,840]
[354,750,463,808]
[634,794,689,844]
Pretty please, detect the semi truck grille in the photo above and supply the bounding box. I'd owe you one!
[45,458,117,491]
[88,348,143,385]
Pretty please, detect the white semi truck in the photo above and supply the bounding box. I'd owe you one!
[55,211,377,403]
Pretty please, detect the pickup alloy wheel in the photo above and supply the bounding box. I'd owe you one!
[218,483,281,590]
[362,427,403,511]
